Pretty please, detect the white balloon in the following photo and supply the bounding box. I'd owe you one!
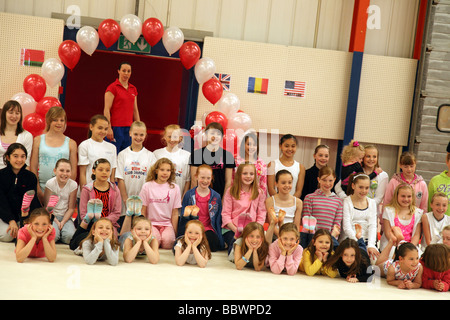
[120,14,142,44]
[11,92,37,117]
[194,57,216,84]
[227,112,252,132]
[162,26,184,56]
[41,58,65,88]
[217,92,240,118]
[76,26,99,56]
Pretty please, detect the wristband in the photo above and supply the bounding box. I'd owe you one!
[241,256,250,263]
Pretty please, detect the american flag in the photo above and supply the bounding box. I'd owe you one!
[214,73,231,91]
[284,80,306,98]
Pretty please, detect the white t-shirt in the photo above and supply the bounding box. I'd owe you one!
[115,146,156,215]
[153,147,191,194]
[78,138,117,187]
[422,211,450,249]
[45,177,78,217]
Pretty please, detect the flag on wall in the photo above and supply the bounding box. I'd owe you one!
[284,80,306,98]
[247,77,269,94]
[214,73,231,91]
[20,49,45,67]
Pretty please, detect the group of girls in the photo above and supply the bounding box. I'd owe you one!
[1,98,449,292]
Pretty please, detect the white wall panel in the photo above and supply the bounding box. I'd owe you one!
[365,0,419,58]
[143,0,169,25]
[192,0,220,33]
[167,0,195,29]
[290,0,318,48]
[243,0,271,43]
[33,0,64,18]
[217,0,246,39]
[88,0,117,19]
[315,0,353,51]
[267,0,296,45]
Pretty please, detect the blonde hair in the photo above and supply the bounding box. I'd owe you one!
[230,163,260,200]
[130,120,147,132]
[363,144,380,168]
[146,157,176,186]
[341,140,364,163]
[161,124,183,146]
[388,184,416,215]
[431,192,448,204]
[78,218,119,251]
[45,106,66,132]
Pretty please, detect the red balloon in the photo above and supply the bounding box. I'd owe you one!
[179,41,201,69]
[205,111,228,130]
[202,78,223,105]
[98,19,121,48]
[23,113,45,137]
[36,97,62,117]
[142,17,164,46]
[23,74,46,102]
[58,40,81,70]
[223,129,238,157]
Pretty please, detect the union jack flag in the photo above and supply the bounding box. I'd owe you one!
[214,73,231,91]
[284,80,306,98]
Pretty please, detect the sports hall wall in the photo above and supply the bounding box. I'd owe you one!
[1,0,424,178]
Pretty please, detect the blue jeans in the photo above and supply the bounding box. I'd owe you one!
[53,215,76,244]
[107,126,131,153]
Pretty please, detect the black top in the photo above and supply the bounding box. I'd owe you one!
[301,164,320,200]
[0,164,41,225]
[190,146,235,197]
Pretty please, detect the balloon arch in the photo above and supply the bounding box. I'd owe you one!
[13,14,253,154]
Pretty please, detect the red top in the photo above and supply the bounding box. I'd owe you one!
[105,79,137,127]
[195,190,213,232]
[17,225,56,258]
[421,261,450,292]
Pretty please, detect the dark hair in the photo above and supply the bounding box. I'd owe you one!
[279,134,297,146]
[346,173,370,196]
[1,100,24,136]
[275,169,293,182]
[239,132,259,159]
[91,158,111,181]
[394,242,418,261]
[205,122,224,136]
[306,228,333,264]
[3,143,27,166]
[118,61,132,71]
[88,114,109,138]
[325,238,369,276]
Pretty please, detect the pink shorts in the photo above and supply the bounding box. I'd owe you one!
[152,225,175,249]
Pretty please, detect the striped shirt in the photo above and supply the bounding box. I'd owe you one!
[303,189,343,232]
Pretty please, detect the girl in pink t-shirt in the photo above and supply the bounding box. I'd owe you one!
[139,158,181,249]
[15,208,56,263]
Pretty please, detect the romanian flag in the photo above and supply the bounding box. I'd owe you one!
[247,76,269,94]
[20,49,45,67]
